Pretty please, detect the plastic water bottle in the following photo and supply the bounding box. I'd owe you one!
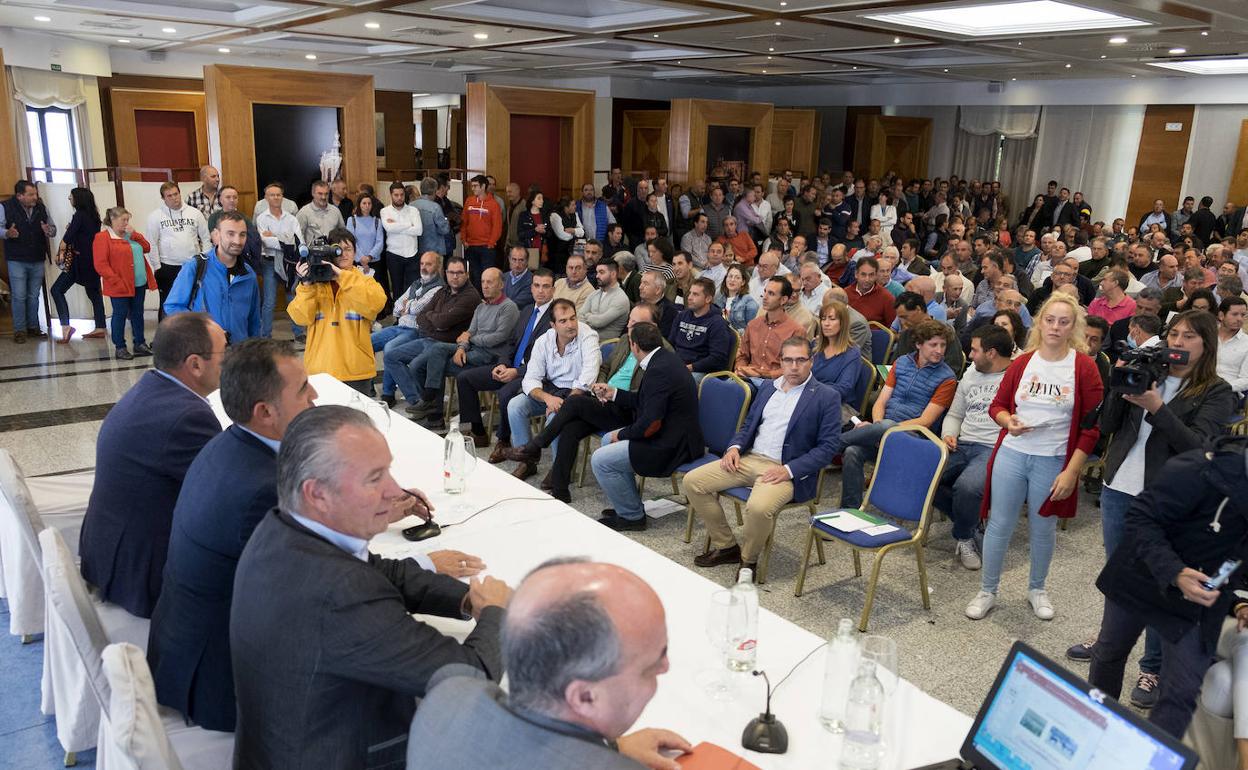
[727,569,758,672]
[819,618,860,732]
[443,422,466,494]
[839,660,885,770]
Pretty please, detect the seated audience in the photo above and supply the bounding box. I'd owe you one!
[826,285,873,362]
[578,258,630,340]
[735,276,807,387]
[719,263,759,333]
[389,255,481,409]
[502,245,534,312]
[670,277,732,379]
[811,300,865,406]
[373,251,444,405]
[554,253,595,310]
[1217,296,1248,395]
[846,257,896,326]
[892,292,965,372]
[637,269,679,340]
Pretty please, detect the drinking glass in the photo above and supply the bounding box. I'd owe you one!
[447,436,479,515]
[699,590,746,700]
[348,390,392,433]
[860,635,899,697]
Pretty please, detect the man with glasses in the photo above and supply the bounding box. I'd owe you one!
[684,336,841,579]
[1026,256,1095,314]
[79,313,226,617]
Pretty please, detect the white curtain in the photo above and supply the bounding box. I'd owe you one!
[998,137,1037,218]
[10,67,86,109]
[958,106,1041,139]
[952,129,997,181]
[1028,105,1145,223]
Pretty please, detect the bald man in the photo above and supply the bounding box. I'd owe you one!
[407,559,691,769]
[187,165,222,219]
[409,267,519,431]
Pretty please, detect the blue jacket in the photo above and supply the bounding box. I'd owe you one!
[80,371,222,617]
[164,247,261,342]
[670,306,732,372]
[812,346,864,406]
[148,425,277,732]
[346,215,384,263]
[726,294,759,333]
[504,269,534,315]
[729,378,842,503]
[413,196,451,256]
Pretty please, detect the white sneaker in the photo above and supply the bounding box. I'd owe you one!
[1028,589,1055,620]
[965,591,996,620]
[955,539,981,570]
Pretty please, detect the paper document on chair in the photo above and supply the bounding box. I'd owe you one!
[862,523,900,536]
[814,509,879,532]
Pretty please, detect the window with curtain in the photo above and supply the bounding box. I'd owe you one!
[26,106,81,183]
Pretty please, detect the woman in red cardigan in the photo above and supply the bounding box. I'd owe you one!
[966,292,1103,622]
[93,206,153,360]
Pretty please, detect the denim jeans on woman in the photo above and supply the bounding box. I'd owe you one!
[1100,485,1163,675]
[109,286,147,348]
[51,271,106,328]
[980,445,1063,594]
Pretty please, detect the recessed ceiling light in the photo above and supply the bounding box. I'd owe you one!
[34,15,51,22]
[864,1,1149,37]
[780,1,787,5]
[1201,30,1209,36]
[943,68,949,72]
[1149,56,1248,75]
[1100,54,1106,58]
[1064,63,1071,68]
[775,21,782,27]
[474,32,489,40]
[652,33,659,38]
[218,47,231,53]
[1109,36,1127,44]
[768,47,775,52]
[762,69,768,73]
[1130,74,1136,77]
[1168,47,1186,55]
[1011,77,1017,80]
[305,54,317,60]
[851,66,857,70]
[162,27,177,33]
[767,56,772,60]
[117,38,130,43]
[893,37,901,44]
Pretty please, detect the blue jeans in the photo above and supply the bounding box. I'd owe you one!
[109,287,147,348]
[51,271,106,327]
[932,441,993,541]
[507,393,560,452]
[8,260,44,332]
[258,258,302,338]
[839,419,897,509]
[1100,485,1163,674]
[383,335,432,402]
[372,325,420,396]
[980,446,1063,593]
[411,342,495,396]
[591,439,643,520]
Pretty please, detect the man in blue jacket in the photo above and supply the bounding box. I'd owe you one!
[669,277,732,380]
[164,211,261,342]
[684,336,842,578]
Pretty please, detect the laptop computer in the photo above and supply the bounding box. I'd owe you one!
[912,641,1198,770]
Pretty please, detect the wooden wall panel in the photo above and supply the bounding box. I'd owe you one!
[465,83,593,198]
[0,50,19,193]
[666,99,773,185]
[771,108,819,177]
[1228,120,1248,207]
[621,110,669,178]
[1126,104,1194,226]
[853,116,931,181]
[203,64,375,213]
[375,89,414,171]
[109,89,208,181]
[420,109,439,167]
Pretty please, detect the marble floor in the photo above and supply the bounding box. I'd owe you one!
[0,309,1151,767]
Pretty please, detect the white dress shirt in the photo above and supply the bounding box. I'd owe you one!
[1217,329,1248,394]
[747,264,792,305]
[734,373,813,478]
[380,203,423,258]
[256,208,301,258]
[522,322,602,395]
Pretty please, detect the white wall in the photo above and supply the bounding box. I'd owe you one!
[885,105,957,178]
[1027,105,1144,223]
[1181,105,1248,208]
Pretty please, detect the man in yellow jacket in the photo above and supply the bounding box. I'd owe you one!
[288,227,386,393]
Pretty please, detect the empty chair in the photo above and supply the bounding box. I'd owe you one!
[795,425,948,631]
[677,372,752,542]
[868,322,895,366]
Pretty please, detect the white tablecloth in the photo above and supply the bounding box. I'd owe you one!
[211,374,973,768]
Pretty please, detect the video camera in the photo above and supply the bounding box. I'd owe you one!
[299,236,342,283]
[1109,344,1189,395]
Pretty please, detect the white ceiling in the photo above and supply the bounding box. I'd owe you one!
[4,0,1248,89]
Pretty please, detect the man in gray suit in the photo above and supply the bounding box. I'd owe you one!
[407,559,691,770]
[231,406,512,769]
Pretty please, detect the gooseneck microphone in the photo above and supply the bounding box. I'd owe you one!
[742,670,788,754]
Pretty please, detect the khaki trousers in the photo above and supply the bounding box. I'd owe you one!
[684,454,795,563]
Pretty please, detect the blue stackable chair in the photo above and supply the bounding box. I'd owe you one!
[851,354,877,415]
[868,322,895,366]
[795,425,948,631]
[675,372,752,542]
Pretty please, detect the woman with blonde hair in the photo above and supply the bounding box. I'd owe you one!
[966,292,1103,622]
[812,299,864,404]
[93,205,153,359]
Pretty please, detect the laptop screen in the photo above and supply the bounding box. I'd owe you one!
[968,647,1191,770]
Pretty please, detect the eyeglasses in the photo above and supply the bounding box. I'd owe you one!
[780,356,810,365]
[446,269,467,276]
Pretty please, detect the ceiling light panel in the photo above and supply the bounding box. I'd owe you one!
[1149,57,1248,75]
[861,1,1151,38]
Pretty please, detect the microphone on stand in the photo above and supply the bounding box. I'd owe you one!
[742,670,788,754]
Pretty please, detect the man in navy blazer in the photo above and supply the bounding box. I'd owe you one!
[685,335,841,577]
[79,313,226,618]
[503,245,534,314]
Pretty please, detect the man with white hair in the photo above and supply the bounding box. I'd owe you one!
[798,261,828,314]
[1025,231,1057,280]
[747,249,791,304]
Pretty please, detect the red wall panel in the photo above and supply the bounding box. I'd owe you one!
[134,109,198,181]
[509,114,561,201]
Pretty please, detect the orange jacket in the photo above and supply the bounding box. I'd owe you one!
[93,229,154,297]
[461,195,502,247]
[719,231,758,266]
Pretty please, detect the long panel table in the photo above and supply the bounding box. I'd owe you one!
[212,374,973,769]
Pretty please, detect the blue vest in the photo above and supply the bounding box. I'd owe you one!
[577,199,609,242]
[885,353,954,423]
[3,198,50,263]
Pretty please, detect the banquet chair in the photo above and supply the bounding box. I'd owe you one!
[675,372,752,543]
[714,486,823,585]
[868,322,895,366]
[39,527,151,765]
[851,354,878,416]
[100,643,234,770]
[795,425,948,631]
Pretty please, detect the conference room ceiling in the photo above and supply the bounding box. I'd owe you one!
[7,0,1248,88]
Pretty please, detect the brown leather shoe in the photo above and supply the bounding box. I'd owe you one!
[502,444,541,463]
[511,461,537,481]
[694,544,742,568]
[488,439,512,464]
[539,472,553,492]
[469,430,490,449]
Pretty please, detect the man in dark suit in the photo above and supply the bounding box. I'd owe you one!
[79,313,225,618]
[1044,187,1078,229]
[587,323,704,531]
[457,268,553,455]
[407,559,691,770]
[231,406,513,769]
[685,336,842,577]
[1188,196,1218,247]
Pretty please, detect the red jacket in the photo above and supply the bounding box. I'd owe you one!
[980,349,1104,520]
[461,195,502,247]
[93,229,154,297]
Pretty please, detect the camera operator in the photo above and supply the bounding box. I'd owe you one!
[1088,432,1248,739]
[1067,310,1237,708]
[288,227,386,394]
